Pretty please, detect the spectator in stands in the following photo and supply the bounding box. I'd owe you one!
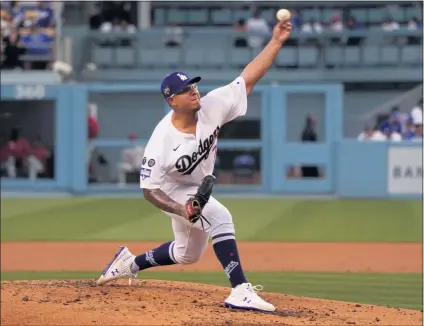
[89,2,103,30]
[402,116,416,140]
[35,1,55,28]
[246,9,271,49]
[346,15,362,46]
[300,19,322,45]
[27,136,50,180]
[232,150,256,183]
[300,19,323,33]
[330,14,343,32]
[233,19,247,47]
[408,17,421,31]
[411,107,423,140]
[300,114,320,178]
[389,129,402,141]
[1,27,25,69]
[1,5,12,36]
[407,17,421,44]
[413,122,423,140]
[411,99,423,125]
[115,19,136,46]
[370,124,387,141]
[381,16,399,44]
[381,16,400,32]
[1,127,30,178]
[12,1,37,28]
[115,19,136,34]
[356,125,374,141]
[164,23,183,47]
[379,107,403,135]
[330,14,343,44]
[372,129,387,141]
[117,133,145,187]
[87,103,99,181]
[21,25,54,70]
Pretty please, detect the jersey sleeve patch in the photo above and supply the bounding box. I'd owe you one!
[140,167,152,180]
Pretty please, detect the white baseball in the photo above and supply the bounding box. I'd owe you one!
[276,9,291,22]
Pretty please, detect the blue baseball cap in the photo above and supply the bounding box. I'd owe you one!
[161,72,201,99]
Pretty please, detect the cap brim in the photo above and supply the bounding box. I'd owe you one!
[188,76,201,84]
[171,76,202,97]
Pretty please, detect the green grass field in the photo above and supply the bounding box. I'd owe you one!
[1,197,422,242]
[1,197,422,311]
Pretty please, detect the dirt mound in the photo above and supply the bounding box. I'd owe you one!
[1,280,422,325]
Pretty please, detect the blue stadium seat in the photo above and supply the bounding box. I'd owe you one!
[92,47,113,66]
[364,26,383,44]
[344,47,361,66]
[233,9,251,22]
[168,9,187,25]
[211,9,232,25]
[115,47,135,66]
[276,47,297,66]
[229,48,251,67]
[204,48,226,67]
[301,9,320,22]
[362,45,380,65]
[350,9,367,23]
[380,46,399,65]
[401,46,422,65]
[325,46,343,66]
[154,8,166,25]
[139,49,160,67]
[183,48,205,67]
[368,8,384,24]
[389,9,405,22]
[322,9,340,23]
[298,46,318,67]
[139,34,161,48]
[160,48,181,68]
[185,33,226,47]
[188,9,208,25]
[405,6,422,21]
[261,9,275,22]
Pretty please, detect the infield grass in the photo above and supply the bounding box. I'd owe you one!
[1,270,422,311]
[1,198,422,242]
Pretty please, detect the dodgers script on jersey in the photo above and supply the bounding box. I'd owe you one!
[139,76,247,196]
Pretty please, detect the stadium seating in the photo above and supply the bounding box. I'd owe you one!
[0,1,56,70]
[85,27,422,71]
[149,3,423,27]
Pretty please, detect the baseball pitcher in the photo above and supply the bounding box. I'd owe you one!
[97,20,292,312]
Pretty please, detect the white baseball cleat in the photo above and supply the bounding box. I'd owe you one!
[224,283,276,312]
[97,246,137,286]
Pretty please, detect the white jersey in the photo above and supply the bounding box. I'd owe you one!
[139,76,247,196]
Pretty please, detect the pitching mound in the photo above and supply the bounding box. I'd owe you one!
[1,280,422,325]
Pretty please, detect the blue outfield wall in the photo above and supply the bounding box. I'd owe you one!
[0,83,422,199]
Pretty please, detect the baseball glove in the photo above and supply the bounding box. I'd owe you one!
[185,175,216,230]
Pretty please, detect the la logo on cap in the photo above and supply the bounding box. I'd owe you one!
[177,73,188,81]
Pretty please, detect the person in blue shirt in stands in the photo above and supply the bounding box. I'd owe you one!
[402,115,416,140]
[21,25,53,69]
[36,1,54,28]
[379,107,403,134]
[232,151,256,183]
